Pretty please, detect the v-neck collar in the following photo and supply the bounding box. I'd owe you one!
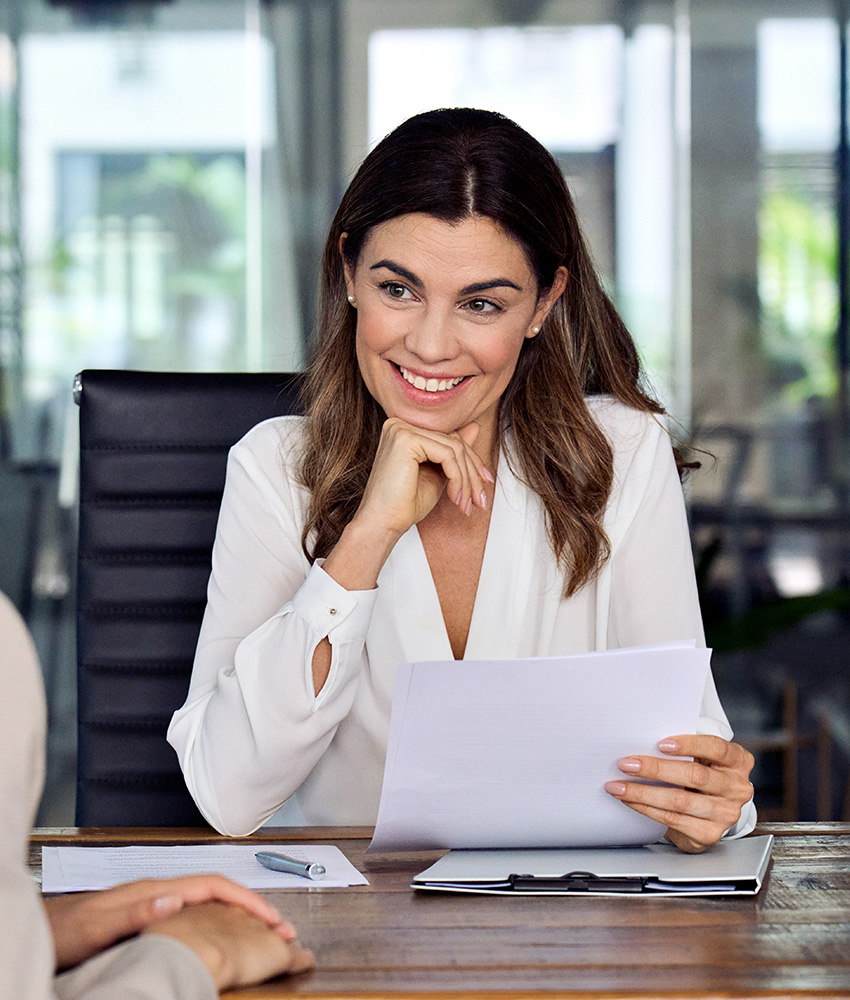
[384,452,559,664]
[464,454,559,660]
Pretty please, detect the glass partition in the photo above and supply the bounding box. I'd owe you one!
[0,0,847,823]
[360,7,689,419]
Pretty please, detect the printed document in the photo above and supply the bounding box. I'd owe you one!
[370,641,710,851]
[42,843,368,893]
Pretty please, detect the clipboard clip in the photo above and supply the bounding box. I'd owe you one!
[508,869,647,893]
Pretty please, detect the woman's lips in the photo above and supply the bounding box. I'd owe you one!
[396,364,468,394]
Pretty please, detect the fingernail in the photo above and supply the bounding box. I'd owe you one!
[153,894,183,915]
[482,467,495,483]
[480,490,487,510]
[465,498,473,516]
[618,758,641,774]
[454,491,463,508]
[276,921,297,942]
[605,781,627,796]
[658,739,680,753]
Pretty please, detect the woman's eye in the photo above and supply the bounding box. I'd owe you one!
[380,282,411,300]
[465,298,499,314]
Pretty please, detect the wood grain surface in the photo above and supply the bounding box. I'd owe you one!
[29,824,850,998]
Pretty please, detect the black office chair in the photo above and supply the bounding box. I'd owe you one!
[75,369,303,826]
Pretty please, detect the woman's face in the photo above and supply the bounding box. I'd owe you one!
[342,213,566,453]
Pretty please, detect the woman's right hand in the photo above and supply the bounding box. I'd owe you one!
[312,417,492,695]
[322,417,492,594]
[356,417,492,536]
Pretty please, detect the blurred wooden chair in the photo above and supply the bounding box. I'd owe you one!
[813,698,850,821]
[735,679,813,821]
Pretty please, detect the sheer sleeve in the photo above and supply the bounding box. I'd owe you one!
[168,419,377,835]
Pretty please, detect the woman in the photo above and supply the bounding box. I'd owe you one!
[168,108,755,851]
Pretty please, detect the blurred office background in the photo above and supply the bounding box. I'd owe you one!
[1,0,848,824]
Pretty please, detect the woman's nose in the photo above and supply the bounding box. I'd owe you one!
[403,309,459,363]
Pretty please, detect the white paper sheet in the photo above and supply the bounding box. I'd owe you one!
[41,844,368,893]
[370,641,710,851]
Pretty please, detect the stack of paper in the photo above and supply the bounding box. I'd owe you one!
[371,641,711,851]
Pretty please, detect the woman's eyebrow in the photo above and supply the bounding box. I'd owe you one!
[459,278,523,294]
[369,260,523,295]
[369,259,422,287]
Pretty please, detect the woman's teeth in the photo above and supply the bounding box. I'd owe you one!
[399,366,465,393]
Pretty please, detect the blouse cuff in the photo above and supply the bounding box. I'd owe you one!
[290,560,378,643]
[721,796,758,840]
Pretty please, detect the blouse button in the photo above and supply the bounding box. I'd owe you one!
[328,607,337,615]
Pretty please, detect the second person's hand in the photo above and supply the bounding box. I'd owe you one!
[46,873,295,971]
[142,901,315,990]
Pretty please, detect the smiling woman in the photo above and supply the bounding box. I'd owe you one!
[168,109,756,852]
[345,214,565,449]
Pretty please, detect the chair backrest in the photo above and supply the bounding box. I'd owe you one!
[75,369,303,826]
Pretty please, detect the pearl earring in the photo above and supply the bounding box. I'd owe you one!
[531,325,540,335]
[347,295,356,306]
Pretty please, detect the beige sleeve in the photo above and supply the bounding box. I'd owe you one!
[0,857,57,1000]
[0,593,215,1000]
[54,936,216,1000]
[0,592,57,1000]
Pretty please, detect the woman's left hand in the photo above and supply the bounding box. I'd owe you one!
[604,735,755,853]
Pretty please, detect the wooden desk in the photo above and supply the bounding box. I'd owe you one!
[30,823,850,998]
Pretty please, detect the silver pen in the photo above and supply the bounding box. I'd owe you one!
[255,851,326,880]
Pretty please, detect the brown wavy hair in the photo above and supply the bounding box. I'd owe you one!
[299,108,664,597]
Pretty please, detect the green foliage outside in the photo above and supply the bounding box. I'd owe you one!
[759,188,838,404]
[35,152,247,380]
[100,153,247,300]
[47,152,247,300]
[706,587,850,653]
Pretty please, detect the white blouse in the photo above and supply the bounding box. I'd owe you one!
[168,397,756,838]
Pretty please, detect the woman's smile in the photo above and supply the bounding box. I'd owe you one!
[343,212,556,453]
[396,364,467,394]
